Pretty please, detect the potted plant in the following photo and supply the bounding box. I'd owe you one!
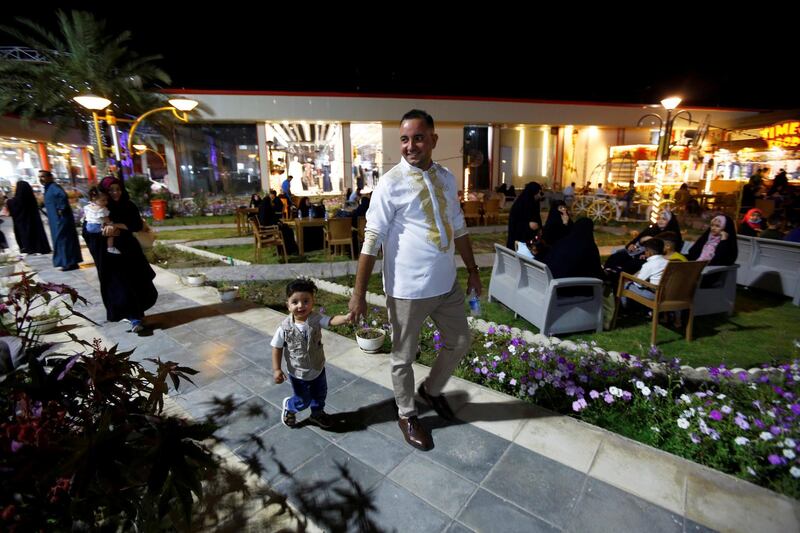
[29,307,63,334]
[184,270,206,287]
[218,283,239,302]
[355,315,386,353]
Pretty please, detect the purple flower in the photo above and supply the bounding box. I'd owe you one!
[754,419,765,429]
[604,393,614,404]
[690,433,701,444]
[481,367,489,375]
[737,371,749,382]
[791,404,800,415]
[620,352,631,360]
[735,417,750,430]
[589,390,600,400]
[768,454,783,465]
[487,326,496,335]
[473,367,482,375]
[770,425,782,436]
[709,410,723,421]
[622,391,632,401]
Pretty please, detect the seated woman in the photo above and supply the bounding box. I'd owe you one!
[257,196,298,255]
[738,208,765,237]
[542,200,573,246]
[297,197,311,218]
[686,214,737,266]
[604,210,683,282]
[544,217,603,281]
[249,193,262,208]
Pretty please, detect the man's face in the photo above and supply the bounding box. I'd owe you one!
[38,172,53,185]
[400,118,437,170]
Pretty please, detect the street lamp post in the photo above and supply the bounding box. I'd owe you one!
[74,95,198,181]
[638,96,692,223]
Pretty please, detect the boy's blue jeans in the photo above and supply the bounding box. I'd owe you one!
[286,368,327,413]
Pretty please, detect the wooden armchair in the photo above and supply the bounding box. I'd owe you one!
[352,216,366,248]
[250,218,288,263]
[611,260,707,345]
[482,198,501,225]
[462,200,482,226]
[324,217,355,259]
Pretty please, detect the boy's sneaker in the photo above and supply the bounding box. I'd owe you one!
[129,319,144,333]
[308,411,334,429]
[107,246,121,255]
[281,397,297,428]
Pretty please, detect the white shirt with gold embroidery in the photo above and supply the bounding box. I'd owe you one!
[362,158,467,299]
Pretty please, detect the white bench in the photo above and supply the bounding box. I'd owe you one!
[678,242,739,316]
[489,244,603,336]
[736,235,800,305]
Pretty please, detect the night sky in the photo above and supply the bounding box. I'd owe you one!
[5,7,799,110]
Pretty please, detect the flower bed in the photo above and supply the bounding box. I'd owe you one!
[457,324,800,498]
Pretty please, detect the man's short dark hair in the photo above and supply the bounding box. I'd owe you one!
[286,278,317,297]
[39,170,53,177]
[654,231,678,246]
[767,213,782,226]
[401,109,434,129]
[643,238,665,255]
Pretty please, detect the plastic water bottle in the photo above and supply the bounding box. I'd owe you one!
[324,210,328,221]
[468,289,481,317]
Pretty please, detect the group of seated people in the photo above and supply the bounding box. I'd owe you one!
[738,208,800,242]
[514,203,741,327]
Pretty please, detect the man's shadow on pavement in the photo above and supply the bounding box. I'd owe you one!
[304,391,556,440]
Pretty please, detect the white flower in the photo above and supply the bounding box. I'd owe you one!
[483,342,493,349]
[371,320,378,327]
[784,439,797,448]
[716,394,726,400]
[494,355,501,361]
[682,409,694,419]
[650,426,660,433]
[791,467,800,479]
[680,394,692,403]
[747,466,757,476]
[721,405,732,415]
[635,380,645,390]
[677,418,690,429]
[508,344,517,354]
[734,437,749,446]
[497,372,506,383]
[653,386,668,397]
[767,410,776,418]
[609,386,622,397]
[783,449,796,460]
[760,432,774,441]
[509,378,517,387]
[750,383,757,390]
[641,387,652,397]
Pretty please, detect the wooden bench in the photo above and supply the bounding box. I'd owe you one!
[488,244,603,336]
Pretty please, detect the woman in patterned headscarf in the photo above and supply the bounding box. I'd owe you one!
[687,214,738,266]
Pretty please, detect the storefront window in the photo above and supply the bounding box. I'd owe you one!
[351,123,382,192]
[0,138,43,194]
[47,144,87,188]
[174,124,261,196]
[499,125,556,190]
[265,122,341,195]
[463,126,489,191]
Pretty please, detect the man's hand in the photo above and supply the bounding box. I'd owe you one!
[348,293,367,323]
[467,270,482,297]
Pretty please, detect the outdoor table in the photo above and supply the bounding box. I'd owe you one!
[292,218,326,255]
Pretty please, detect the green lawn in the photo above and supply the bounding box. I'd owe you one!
[155,228,240,241]
[146,214,236,226]
[328,269,799,369]
[196,244,353,265]
[146,244,222,269]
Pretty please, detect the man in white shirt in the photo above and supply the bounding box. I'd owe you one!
[562,181,576,206]
[622,238,668,307]
[348,110,481,451]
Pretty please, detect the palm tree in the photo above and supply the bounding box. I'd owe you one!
[0,10,173,176]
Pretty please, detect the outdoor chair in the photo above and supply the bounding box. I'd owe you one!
[324,217,355,259]
[612,260,707,345]
[462,200,482,226]
[352,216,366,247]
[250,218,288,263]
[482,198,501,225]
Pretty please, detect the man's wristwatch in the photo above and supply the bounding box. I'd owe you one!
[467,265,480,274]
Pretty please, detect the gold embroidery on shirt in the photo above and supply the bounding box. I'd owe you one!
[412,166,452,251]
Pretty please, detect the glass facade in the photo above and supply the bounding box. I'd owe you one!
[47,144,87,188]
[173,124,261,196]
[0,139,43,194]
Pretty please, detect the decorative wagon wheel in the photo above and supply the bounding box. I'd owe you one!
[657,199,675,213]
[572,195,594,217]
[586,199,615,224]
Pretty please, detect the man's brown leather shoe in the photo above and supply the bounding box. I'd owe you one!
[398,416,433,451]
[418,383,456,421]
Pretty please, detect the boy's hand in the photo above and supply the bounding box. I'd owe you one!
[273,369,286,384]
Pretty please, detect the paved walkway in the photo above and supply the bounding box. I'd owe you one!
[23,254,799,532]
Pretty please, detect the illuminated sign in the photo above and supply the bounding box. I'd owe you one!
[760,121,800,149]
